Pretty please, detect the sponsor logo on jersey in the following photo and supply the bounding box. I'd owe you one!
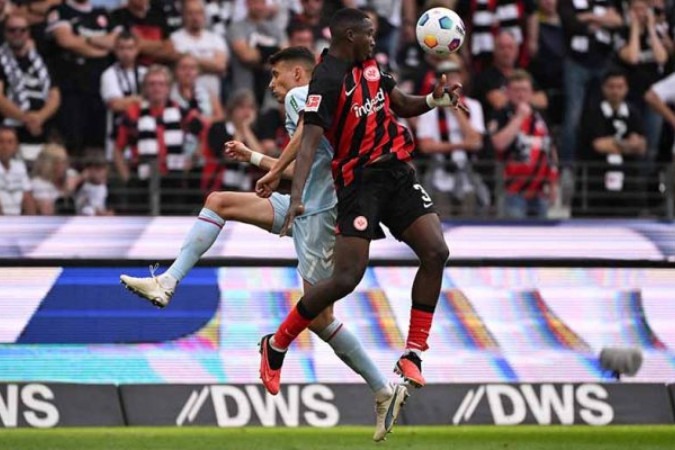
[351,88,385,118]
[305,95,321,112]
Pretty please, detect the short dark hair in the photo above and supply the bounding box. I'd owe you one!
[286,21,314,37]
[602,68,627,84]
[268,46,315,68]
[329,8,370,42]
[116,30,138,43]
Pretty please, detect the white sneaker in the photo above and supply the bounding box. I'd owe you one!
[373,384,409,442]
[120,266,175,308]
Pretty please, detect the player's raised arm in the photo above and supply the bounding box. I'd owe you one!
[255,120,304,197]
[389,74,467,118]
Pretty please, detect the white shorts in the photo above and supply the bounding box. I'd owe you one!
[269,192,336,285]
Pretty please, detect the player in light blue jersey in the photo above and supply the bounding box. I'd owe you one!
[120,47,407,441]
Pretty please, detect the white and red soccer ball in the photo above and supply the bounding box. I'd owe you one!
[416,7,466,57]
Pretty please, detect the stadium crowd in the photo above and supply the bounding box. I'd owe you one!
[0,0,673,218]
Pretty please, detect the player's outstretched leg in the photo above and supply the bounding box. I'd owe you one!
[394,214,449,388]
[121,191,276,307]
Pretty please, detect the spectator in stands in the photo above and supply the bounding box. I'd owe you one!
[416,56,489,217]
[457,0,537,72]
[204,0,235,37]
[31,143,80,215]
[287,21,317,55]
[576,70,647,216]
[528,0,565,125]
[288,0,330,51]
[0,14,60,163]
[100,31,147,162]
[557,0,623,166]
[110,0,177,65]
[151,0,182,34]
[170,0,228,98]
[171,54,224,205]
[472,30,548,121]
[617,0,670,164]
[171,54,224,123]
[0,126,35,215]
[115,65,205,214]
[489,70,558,219]
[0,0,12,44]
[228,0,285,105]
[650,0,674,56]
[75,150,113,216]
[46,0,119,157]
[202,88,263,193]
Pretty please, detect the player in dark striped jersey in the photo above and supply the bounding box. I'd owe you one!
[260,8,467,395]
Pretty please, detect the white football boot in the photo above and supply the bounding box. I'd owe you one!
[373,383,409,442]
[120,265,175,308]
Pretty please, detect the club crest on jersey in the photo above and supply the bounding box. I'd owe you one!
[353,216,368,231]
[305,95,321,112]
[363,66,380,82]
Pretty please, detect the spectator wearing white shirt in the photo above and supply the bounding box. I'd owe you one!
[645,72,675,132]
[171,0,228,98]
[31,143,80,215]
[100,31,147,160]
[0,126,35,215]
[415,57,489,216]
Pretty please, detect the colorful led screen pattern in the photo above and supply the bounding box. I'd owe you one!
[0,267,673,384]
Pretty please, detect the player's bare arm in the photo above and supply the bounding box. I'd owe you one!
[389,74,467,118]
[279,123,323,236]
[224,141,294,179]
[255,119,305,198]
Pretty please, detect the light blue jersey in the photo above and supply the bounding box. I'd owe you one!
[285,85,337,216]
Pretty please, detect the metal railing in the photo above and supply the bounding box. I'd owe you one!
[64,158,675,219]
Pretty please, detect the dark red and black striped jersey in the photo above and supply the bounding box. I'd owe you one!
[303,51,415,188]
[488,106,557,199]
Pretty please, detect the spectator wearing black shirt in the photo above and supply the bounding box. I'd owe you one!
[557,0,623,165]
[616,0,669,163]
[47,0,120,157]
[110,0,178,65]
[576,70,647,216]
[472,30,548,122]
[457,0,537,72]
[528,0,565,125]
[288,0,330,52]
[0,14,60,161]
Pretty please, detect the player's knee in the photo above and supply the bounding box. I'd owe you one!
[333,270,362,297]
[308,309,335,333]
[420,242,449,269]
[204,191,233,218]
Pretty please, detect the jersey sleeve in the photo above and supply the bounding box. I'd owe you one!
[381,70,397,93]
[284,88,306,127]
[303,70,341,130]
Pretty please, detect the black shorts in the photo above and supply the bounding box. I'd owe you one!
[335,158,436,241]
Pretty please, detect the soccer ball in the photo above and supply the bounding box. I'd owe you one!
[416,7,466,56]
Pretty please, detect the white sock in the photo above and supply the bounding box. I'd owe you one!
[165,208,224,282]
[375,383,394,402]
